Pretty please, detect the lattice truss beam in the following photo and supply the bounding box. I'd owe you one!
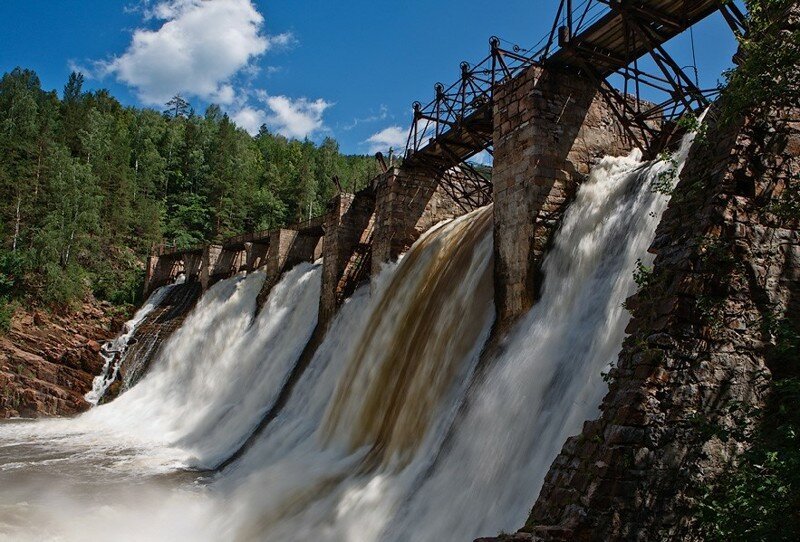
[403,0,748,209]
[548,0,748,154]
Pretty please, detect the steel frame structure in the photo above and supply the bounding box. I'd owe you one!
[546,0,748,154]
[405,38,536,158]
[403,0,748,208]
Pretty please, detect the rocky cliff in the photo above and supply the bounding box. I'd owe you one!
[480,3,799,540]
[0,301,122,418]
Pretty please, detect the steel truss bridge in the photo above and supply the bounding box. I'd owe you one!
[403,0,748,210]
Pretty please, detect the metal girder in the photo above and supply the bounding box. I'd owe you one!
[402,0,747,207]
[405,37,536,160]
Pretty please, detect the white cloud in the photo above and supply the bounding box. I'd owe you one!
[365,125,407,155]
[263,95,332,139]
[343,104,389,131]
[230,93,332,138]
[105,0,290,105]
[469,150,494,166]
[231,106,268,135]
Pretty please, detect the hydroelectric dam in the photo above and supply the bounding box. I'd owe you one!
[1,1,799,541]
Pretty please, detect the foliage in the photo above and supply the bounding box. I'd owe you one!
[721,0,800,123]
[0,68,380,309]
[698,314,800,541]
[677,113,708,146]
[0,297,14,333]
[632,258,653,289]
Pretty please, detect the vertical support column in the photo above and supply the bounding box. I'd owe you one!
[255,229,298,308]
[318,189,378,328]
[143,254,160,297]
[200,244,223,291]
[244,242,255,273]
[371,166,464,278]
[265,229,297,279]
[320,193,355,329]
[492,64,635,326]
[184,251,202,282]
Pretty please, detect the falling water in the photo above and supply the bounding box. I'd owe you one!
[85,278,184,406]
[0,129,697,541]
[387,135,696,539]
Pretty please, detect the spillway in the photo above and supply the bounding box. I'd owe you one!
[0,130,696,541]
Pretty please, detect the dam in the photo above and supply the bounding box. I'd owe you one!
[2,1,799,541]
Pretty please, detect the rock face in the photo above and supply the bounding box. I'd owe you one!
[115,282,202,393]
[0,301,120,418]
[473,6,800,541]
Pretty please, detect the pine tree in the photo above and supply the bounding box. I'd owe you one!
[165,94,190,119]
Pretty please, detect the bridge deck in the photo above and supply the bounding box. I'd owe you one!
[406,108,492,170]
[155,215,326,258]
[548,0,724,76]
[407,0,727,173]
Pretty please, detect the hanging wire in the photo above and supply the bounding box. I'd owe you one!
[689,26,700,87]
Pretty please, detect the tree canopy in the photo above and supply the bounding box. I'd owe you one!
[0,68,380,311]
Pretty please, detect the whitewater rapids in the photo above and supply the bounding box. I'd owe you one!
[0,131,696,541]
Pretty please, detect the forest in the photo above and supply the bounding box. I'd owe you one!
[0,68,380,318]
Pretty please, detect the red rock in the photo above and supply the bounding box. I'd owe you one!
[0,297,115,418]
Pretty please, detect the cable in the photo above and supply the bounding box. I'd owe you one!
[689,26,700,87]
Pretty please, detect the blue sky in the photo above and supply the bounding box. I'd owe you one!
[0,1,741,156]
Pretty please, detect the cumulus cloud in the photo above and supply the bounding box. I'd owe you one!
[263,95,332,139]
[230,94,332,139]
[105,0,290,105]
[365,126,407,155]
[230,106,268,135]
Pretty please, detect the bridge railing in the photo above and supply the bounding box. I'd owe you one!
[405,38,538,159]
[153,212,328,258]
[152,243,203,257]
[404,0,749,162]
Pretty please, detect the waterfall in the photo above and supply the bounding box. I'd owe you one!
[85,278,184,406]
[76,263,323,469]
[386,134,696,539]
[213,205,496,541]
[0,130,697,542]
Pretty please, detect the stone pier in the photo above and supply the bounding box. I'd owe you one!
[491,64,643,326]
[371,166,465,277]
[199,244,222,291]
[319,189,376,329]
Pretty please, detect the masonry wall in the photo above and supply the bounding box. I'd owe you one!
[371,166,465,277]
[320,189,375,328]
[184,251,202,281]
[244,241,269,272]
[491,65,640,326]
[255,229,301,308]
[199,244,222,291]
[285,232,322,269]
[210,247,246,284]
[509,82,800,541]
[143,253,184,297]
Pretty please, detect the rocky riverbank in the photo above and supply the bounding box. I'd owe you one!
[0,300,126,418]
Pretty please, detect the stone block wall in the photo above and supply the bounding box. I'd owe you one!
[320,190,376,328]
[199,244,222,291]
[518,94,800,540]
[244,241,270,272]
[254,229,299,308]
[371,166,465,277]
[210,247,246,283]
[491,64,640,326]
[183,251,202,282]
[285,232,323,269]
[143,253,184,297]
